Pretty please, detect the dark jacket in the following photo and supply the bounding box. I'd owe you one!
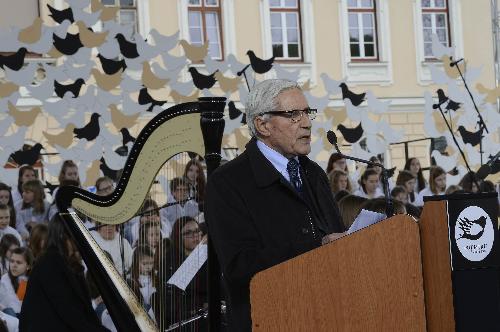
[205,138,344,331]
[19,246,109,332]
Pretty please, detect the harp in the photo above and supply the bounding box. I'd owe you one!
[56,98,226,332]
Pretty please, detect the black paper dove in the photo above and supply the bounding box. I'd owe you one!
[457,125,483,147]
[100,157,121,181]
[54,78,85,98]
[246,50,275,74]
[114,128,136,156]
[97,54,127,75]
[47,4,74,24]
[437,89,461,112]
[53,32,83,55]
[339,83,365,106]
[337,123,364,143]
[9,143,44,166]
[138,87,167,112]
[0,47,27,71]
[115,33,139,59]
[188,67,218,90]
[74,113,101,141]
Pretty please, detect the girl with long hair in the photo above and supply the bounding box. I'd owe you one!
[396,170,417,204]
[128,245,156,310]
[353,168,384,199]
[327,170,352,194]
[12,165,37,205]
[0,235,20,276]
[415,166,447,206]
[14,180,49,239]
[0,247,34,317]
[183,159,206,207]
[404,157,427,193]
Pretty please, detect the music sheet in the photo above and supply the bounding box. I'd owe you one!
[167,243,208,291]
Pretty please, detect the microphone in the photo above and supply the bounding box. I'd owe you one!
[449,58,464,67]
[237,64,250,76]
[327,130,394,217]
[432,100,447,109]
[477,151,500,180]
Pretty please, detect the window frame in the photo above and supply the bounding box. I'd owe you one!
[187,0,225,60]
[102,0,139,35]
[347,0,379,62]
[269,0,304,63]
[421,0,451,60]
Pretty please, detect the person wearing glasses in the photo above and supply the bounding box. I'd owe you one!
[205,79,345,331]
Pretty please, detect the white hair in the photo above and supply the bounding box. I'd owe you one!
[245,79,300,137]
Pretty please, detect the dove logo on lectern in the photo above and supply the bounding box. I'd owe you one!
[455,206,494,262]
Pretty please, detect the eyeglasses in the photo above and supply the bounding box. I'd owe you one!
[259,107,317,123]
[182,229,201,238]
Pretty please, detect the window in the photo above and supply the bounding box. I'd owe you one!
[347,0,378,60]
[102,0,138,35]
[188,0,223,60]
[421,0,450,58]
[269,0,303,60]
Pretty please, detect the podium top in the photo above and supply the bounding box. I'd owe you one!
[423,192,498,202]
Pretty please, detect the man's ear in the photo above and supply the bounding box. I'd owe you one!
[254,117,271,137]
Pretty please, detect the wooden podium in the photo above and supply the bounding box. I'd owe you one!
[250,193,500,331]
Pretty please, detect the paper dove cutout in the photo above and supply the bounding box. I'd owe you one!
[179,39,209,63]
[43,123,76,148]
[109,104,140,130]
[7,102,42,127]
[18,17,43,44]
[142,62,169,89]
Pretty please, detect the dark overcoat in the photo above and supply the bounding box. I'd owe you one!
[19,246,109,332]
[205,138,344,331]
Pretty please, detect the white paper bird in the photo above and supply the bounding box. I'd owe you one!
[320,73,344,96]
[4,62,37,86]
[149,29,179,54]
[273,63,301,82]
[431,33,454,58]
[431,150,457,172]
[366,91,391,114]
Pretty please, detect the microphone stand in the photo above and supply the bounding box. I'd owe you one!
[450,58,489,164]
[327,130,394,217]
[433,100,482,191]
[237,64,251,91]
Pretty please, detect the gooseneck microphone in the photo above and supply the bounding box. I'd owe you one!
[449,58,464,67]
[327,130,394,217]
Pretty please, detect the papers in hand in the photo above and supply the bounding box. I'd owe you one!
[347,209,387,235]
[167,242,208,291]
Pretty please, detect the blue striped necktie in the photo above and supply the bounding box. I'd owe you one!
[287,158,303,193]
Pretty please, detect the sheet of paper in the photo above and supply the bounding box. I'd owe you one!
[347,209,387,235]
[167,242,208,291]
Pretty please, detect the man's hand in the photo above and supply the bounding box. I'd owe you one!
[321,232,346,245]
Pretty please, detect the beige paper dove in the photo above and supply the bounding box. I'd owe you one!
[18,17,43,44]
[7,102,42,127]
[179,39,209,62]
[170,89,200,104]
[92,68,123,91]
[83,159,102,187]
[214,71,241,94]
[0,82,19,98]
[142,62,169,90]
[43,123,76,148]
[109,104,140,130]
[76,21,108,48]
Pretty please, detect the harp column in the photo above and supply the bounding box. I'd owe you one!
[199,97,226,331]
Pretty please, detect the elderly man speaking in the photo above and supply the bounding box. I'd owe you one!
[205,79,345,331]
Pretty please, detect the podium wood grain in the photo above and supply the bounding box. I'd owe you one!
[419,200,455,332]
[250,215,426,331]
